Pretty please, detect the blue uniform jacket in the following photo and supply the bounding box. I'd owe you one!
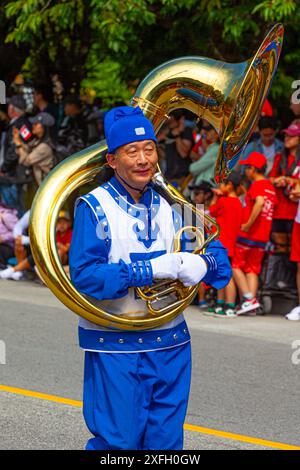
[69,176,232,351]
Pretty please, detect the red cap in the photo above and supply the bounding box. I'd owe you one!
[240,151,267,169]
[261,99,273,117]
[282,122,300,137]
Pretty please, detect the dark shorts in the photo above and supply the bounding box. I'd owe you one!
[272,219,294,234]
[25,246,35,269]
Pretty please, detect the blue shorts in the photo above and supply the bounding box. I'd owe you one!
[83,341,191,450]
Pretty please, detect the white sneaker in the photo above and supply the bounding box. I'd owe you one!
[11,271,24,281]
[236,298,260,315]
[285,306,300,321]
[0,267,15,279]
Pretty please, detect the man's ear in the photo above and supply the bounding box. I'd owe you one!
[106,153,117,170]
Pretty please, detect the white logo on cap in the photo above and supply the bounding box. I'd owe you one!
[135,127,146,135]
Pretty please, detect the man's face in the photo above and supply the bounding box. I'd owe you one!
[219,182,230,195]
[206,128,218,143]
[33,91,42,107]
[64,103,80,117]
[168,115,183,129]
[106,140,158,190]
[192,190,205,205]
[244,165,255,180]
[260,127,276,146]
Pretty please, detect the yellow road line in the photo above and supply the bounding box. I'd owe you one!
[184,423,300,451]
[0,385,82,408]
[1,384,299,450]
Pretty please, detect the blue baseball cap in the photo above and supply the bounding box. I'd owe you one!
[104,106,157,153]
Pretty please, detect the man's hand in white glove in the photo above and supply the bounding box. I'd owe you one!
[177,252,208,287]
[150,253,182,280]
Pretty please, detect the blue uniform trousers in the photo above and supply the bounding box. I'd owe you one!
[83,341,191,450]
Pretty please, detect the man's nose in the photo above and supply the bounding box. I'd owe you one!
[136,150,147,164]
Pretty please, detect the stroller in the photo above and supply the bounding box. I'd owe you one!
[258,242,298,315]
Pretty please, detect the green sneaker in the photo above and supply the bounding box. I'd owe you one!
[213,306,225,317]
[214,307,237,318]
[202,306,218,316]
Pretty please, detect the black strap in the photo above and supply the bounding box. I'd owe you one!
[115,170,148,194]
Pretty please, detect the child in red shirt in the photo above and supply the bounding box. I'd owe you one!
[56,210,73,268]
[232,152,277,315]
[207,172,243,317]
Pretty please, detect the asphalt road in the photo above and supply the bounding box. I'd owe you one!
[0,280,300,450]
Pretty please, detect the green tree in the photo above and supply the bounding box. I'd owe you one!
[3,0,300,107]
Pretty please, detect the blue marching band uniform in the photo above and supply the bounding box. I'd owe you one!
[69,106,231,450]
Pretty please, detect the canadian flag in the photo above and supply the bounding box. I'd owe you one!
[19,125,32,141]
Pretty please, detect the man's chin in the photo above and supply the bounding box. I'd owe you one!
[132,172,153,186]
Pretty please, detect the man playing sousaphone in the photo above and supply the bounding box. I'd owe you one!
[69,105,231,450]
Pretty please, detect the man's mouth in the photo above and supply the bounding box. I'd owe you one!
[135,169,151,174]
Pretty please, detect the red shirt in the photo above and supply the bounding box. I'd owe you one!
[56,227,73,245]
[209,196,243,257]
[239,179,276,243]
[269,153,298,220]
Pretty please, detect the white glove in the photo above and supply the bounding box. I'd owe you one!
[177,252,208,287]
[150,253,182,280]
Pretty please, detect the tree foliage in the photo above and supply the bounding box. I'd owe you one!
[2,0,300,106]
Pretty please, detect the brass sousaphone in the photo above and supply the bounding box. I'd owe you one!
[29,24,284,330]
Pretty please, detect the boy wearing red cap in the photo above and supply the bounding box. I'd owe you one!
[232,152,277,315]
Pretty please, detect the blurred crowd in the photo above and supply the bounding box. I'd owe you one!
[0,84,299,322]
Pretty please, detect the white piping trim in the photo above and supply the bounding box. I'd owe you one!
[80,340,190,354]
[80,196,100,223]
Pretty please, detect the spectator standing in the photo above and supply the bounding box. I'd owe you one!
[13,112,55,186]
[56,95,88,161]
[232,152,277,315]
[207,172,243,317]
[269,123,300,253]
[0,95,32,210]
[33,84,57,120]
[33,84,58,140]
[159,110,194,185]
[240,116,284,175]
[190,121,213,161]
[189,181,214,210]
[188,181,214,310]
[189,126,219,186]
